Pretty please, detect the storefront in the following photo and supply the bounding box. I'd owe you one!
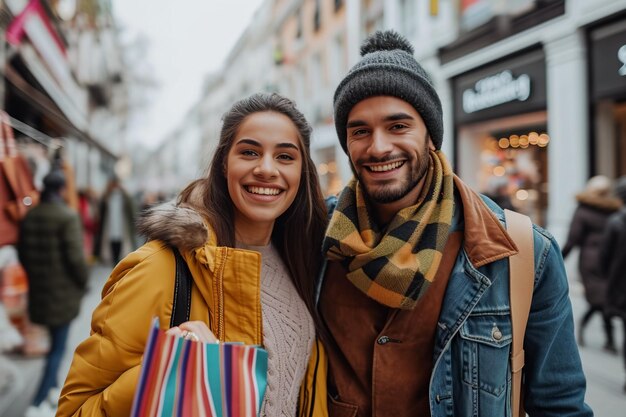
[589,15,626,179]
[452,48,549,225]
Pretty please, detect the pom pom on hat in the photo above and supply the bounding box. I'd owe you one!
[360,30,414,56]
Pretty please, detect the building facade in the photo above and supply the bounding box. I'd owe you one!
[416,0,626,240]
[1,0,129,193]
[165,0,626,243]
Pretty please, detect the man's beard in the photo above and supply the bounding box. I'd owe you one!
[357,146,431,204]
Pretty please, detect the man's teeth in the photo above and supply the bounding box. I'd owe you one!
[247,186,281,196]
[369,161,404,172]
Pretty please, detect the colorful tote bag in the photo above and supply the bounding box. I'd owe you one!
[131,319,268,417]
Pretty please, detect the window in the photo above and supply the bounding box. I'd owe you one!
[314,0,321,32]
[296,8,303,38]
[310,52,322,94]
[330,34,346,84]
[400,0,416,37]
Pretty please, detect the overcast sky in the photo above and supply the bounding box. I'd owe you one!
[112,0,264,149]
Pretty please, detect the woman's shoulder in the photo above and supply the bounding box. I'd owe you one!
[102,240,175,297]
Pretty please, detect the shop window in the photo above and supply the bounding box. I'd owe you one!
[593,100,626,179]
[614,102,626,177]
[477,127,549,226]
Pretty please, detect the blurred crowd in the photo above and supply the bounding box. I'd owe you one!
[0,129,167,415]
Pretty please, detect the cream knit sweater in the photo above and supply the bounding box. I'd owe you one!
[238,243,315,417]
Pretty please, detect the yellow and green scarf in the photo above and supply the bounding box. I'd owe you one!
[322,150,455,309]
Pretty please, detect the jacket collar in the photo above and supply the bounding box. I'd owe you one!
[453,175,518,268]
[137,201,210,250]
[137,201,228,272]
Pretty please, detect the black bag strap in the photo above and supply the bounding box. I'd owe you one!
[169,247,193,328]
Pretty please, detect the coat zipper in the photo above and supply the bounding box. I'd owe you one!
[216,247,228,340]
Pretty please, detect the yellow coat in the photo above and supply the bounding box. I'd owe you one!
[57,204,329,416]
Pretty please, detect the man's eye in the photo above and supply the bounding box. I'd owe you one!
[351,129,368,136]
[390,124,407,130]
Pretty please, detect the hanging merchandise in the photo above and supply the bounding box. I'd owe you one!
[0,261,50,357]
[0,111,40,247]
[0,262,28,322]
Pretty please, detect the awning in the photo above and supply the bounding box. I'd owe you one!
[4,63,117,160]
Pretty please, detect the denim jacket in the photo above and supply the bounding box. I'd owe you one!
[298,177,593,417]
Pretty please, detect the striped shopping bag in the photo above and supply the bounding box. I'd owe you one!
[131,318,268,417]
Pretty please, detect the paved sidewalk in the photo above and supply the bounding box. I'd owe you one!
[570,280,626,416]
[2,265,111,417]
[3,266,626,416]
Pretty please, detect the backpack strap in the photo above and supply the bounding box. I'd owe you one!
[169,247,193,328]
[504,209,534,417]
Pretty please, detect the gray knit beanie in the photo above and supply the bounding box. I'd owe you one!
[333,30,443,153]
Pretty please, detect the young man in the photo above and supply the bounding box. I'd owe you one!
[298,30,592,417]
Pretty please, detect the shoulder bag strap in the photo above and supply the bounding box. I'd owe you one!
[169,247,193,328]
[504,209,534,417]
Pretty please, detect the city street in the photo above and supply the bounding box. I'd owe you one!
[2,263,626,417]
[2,264,112,417]
[2,1,626,416]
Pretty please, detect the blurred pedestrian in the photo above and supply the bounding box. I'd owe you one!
[17,170,88,415]
[139,191,161,213]
[600,176,626,392]
[57,93,327,416]
[77,188,98,262]
[562,175,622,352]
[93,177,137,265]
[484,181,515,211]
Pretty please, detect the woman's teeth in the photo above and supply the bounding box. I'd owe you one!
[246,186,281,196]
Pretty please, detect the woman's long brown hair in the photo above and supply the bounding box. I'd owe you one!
[178,93,327,315]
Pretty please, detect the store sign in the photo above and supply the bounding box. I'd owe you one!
[453,48,546,125]
[462,70,531,113]
[590,19,626,100]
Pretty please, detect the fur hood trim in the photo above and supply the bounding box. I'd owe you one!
[575,192,622,212]
[137,202,209,251]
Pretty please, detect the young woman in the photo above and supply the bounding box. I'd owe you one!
[56,93,327,417]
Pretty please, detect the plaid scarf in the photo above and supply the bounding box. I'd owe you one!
[322,150,454,309]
